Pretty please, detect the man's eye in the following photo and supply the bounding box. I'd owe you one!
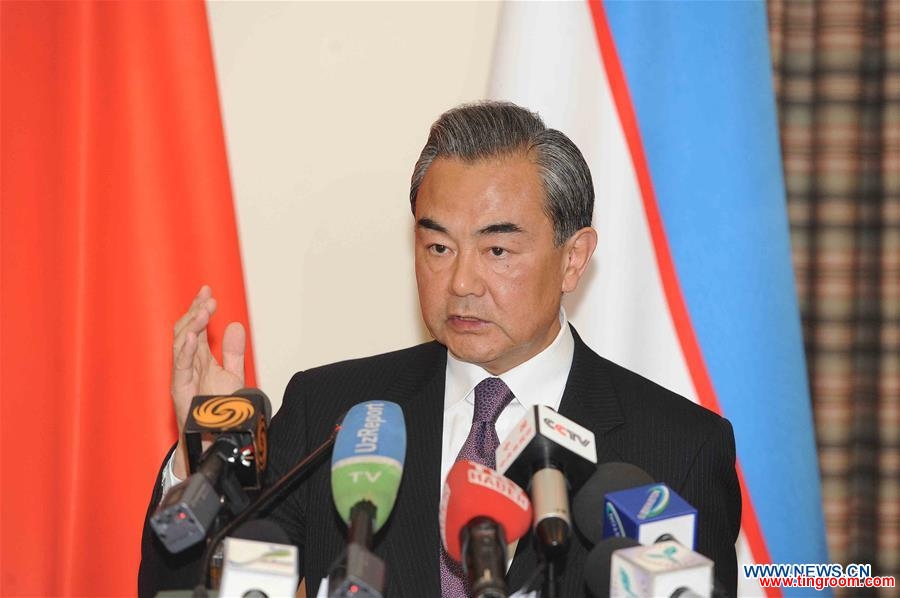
[490,247,507,257]
[429,244,448,255]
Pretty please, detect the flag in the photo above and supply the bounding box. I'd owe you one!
[490,2,829,595]
[1,1,255,594]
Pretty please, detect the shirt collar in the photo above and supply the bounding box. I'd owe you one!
[444,309,575,412]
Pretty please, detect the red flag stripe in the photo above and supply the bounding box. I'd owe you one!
[1,2,255,594]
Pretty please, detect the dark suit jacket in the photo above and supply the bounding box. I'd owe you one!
[139,327,741,597]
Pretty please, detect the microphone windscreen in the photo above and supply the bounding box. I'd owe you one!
[331,401,406,533]
[230,519,291,545]
[439,460,533,562]
[573,462,654,545]
[583,536,641,598]
[233,388,273,423]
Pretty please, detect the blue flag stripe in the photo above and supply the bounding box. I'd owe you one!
[600,0,828,568]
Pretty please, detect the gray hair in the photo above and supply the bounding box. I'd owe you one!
[409,101,594,246]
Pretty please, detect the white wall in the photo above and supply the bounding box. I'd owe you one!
[207,1,501,408]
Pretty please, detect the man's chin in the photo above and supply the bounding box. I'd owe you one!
[444,344,517,375]
[444,343,498,368]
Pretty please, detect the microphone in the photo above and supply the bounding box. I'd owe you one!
[603,483,697,549]
[583,537,640,597]
[439,460,533,598]
[327,401,406,598]
[193,412,344,595]
[585,538,713,598]
[496,405,598,559]
[572,462,655,545]
[151,388,272,553]
[185,388,272,489]
[219,520,299,597]
[576,464,724,597]
[572,463,696,549]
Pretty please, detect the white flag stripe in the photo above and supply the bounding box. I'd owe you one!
[489,1,695,402]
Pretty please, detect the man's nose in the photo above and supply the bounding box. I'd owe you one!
[450,250,485,297]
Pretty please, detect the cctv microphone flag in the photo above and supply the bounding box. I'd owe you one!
[497,404,598,561]
[603,483,697,549]
[183,388,271,490]
[496,404,597,490]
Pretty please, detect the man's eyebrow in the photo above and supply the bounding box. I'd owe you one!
[416,219,524,235]
[478,222,524,235]
[416,218,447,233]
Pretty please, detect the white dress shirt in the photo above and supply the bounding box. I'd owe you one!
[439,309,574,492]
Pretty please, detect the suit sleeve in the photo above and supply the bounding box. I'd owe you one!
[137,444,207,597]
[257,370,310,579]
[677,416,742,598]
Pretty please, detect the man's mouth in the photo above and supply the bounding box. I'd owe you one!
[448,315,489,330]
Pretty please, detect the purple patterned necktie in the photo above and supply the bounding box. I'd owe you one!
[440,377,515,597]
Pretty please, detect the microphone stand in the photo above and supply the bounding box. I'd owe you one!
[543,559,557,598]
[193,421,343,597]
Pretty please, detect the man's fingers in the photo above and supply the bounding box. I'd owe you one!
[172,330,198,391]
[173,303,213,360]
[195,297,217,355]
[174,286,212,336]
[221,322,247,382]
[173,297,216,340]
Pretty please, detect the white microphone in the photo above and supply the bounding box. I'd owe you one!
[609,539,713,598]
[218,520,299,598]
[585,538,713,598]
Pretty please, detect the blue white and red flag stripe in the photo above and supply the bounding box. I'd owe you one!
[490,2,829,595]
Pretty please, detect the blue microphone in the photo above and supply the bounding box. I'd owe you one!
[603,483,697,549]
[328,401,406,598]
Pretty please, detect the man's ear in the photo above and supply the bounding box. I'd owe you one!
[561,227,598,294]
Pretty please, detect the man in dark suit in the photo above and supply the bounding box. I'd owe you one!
[140,102,740,597]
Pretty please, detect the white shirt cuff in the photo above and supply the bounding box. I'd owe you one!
[161,452,184,496]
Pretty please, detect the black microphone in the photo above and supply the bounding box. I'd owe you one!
[572,462,655,546]
[192,412,344,595]
[151,388,272,553]
[583,536,641,597]
[496,406,597,598]
[497,405,598,558]
[230,518,291,543]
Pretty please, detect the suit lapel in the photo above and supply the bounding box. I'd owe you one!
[557,327,626,458]
[506,326,626,591]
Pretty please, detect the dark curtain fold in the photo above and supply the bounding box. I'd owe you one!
[768,0,899,589]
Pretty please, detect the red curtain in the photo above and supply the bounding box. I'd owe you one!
[1,2,256,594]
